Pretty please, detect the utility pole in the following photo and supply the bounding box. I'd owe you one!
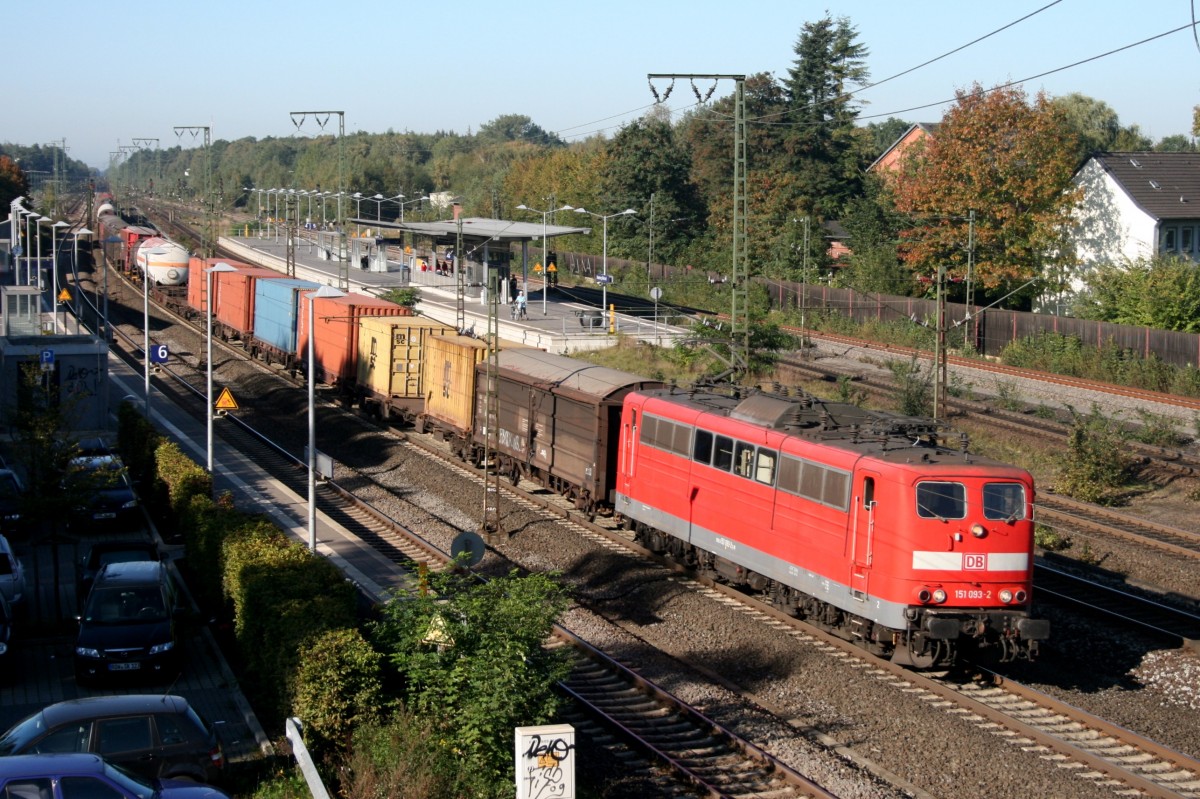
[480,264,501,540]
[455,211,466,332]
[650,73,748,378]
[290,111,346,290]
[934,263,947,422]
[285,192,297,278]
[132,138,160,197]
[800,216,810,347]
[173,126,212,256]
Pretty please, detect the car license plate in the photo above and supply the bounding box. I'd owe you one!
[95,512,117,520]
[109,662,141,671]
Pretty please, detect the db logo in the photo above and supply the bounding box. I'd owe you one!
[964,554,987,571]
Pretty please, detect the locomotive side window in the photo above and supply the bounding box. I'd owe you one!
[754,449,777,485]
[776,455,850,511]
[641,415,657,447]
[641,414,692,457]
[671,423,692,456]
[734,442,755,478]
[824,470,849,507]
[693,429,713,464]
[714,436,735,472]
[916,481,966,519]
[983,483,1026,520]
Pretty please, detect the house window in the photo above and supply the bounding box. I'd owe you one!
[1182,227,1194,254]
[1162,228,1177,253]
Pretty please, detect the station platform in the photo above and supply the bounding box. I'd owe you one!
[220,234,684,353]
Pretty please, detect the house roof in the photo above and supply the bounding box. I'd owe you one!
[867,122,940,173]
[1087,151,1200,221]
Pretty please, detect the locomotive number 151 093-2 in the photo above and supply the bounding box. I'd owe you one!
[955,589,992,600]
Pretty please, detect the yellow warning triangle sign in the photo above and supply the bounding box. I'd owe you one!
[215,387,239,410]
[57,288,72,302]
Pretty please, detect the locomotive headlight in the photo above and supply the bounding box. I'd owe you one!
[999,589,1013,603]
[970,523,987,538]
[917,588,932,603]
[932,588,947,604]
[1014,590,1027,603]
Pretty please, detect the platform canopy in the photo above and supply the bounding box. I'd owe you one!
[356,216,591,247]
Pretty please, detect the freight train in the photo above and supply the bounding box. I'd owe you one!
[95,197,190,287]
[122,232,1050,669]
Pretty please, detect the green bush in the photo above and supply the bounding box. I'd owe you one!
[1057,405,1138,504]
[292,627,386,758]
[223,534,358,728]
[339,711,461,799]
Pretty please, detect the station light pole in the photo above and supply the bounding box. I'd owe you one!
[574,207,636,327]
[305,283,346,551]
[51,220,69,331]
[205,262,238,471]
[517,203,574,315]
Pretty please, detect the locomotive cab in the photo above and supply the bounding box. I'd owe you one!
[881,468,1049,666]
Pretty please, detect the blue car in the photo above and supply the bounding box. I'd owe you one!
[0,753,231,798]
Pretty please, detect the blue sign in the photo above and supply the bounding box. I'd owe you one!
[40,349,54,366]
[149,344,170,364]
[595,274,614,285]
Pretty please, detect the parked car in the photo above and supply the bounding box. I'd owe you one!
[65,452,141,531]
[0,533,26,607]
[0,593,12,668]
[75,561,181,684]
[0,468,25,536]
[0,695,224,784]
[0,753,231,799]
[77,539,162,610]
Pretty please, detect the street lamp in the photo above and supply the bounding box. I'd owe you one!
[51,220,69,331]
[35,216,52,294]
[72,227,93,326]
[205,262,238,472]
[398,195,428,222]
[517,203,575,315]
[305,283,346,551]
[574,207,636,326]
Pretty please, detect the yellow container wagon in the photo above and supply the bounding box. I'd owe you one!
[355,316,456,422]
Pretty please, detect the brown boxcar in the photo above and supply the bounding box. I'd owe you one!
[471,349,665,513]
[358,320,459,422]
[297,293,412,386]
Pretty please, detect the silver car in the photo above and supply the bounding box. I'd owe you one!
[0,533,25,606]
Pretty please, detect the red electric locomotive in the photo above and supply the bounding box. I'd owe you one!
[615,384,1049,667]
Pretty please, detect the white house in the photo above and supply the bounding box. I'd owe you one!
[1070,152,1200,292]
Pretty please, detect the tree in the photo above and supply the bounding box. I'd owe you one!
[864,117,914,160]
[476,114,563,148]
[1072,255,1200,332]
[781,15,871,218]
[1051,93,1120,163]
[0,155,30,208]
[370,570,571,798]
[837,177,912,295]
[1154,134,1197,152]
[890,84,1081,304]
[598,119,703,265]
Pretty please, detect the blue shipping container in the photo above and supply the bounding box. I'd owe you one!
[253,277,320,357]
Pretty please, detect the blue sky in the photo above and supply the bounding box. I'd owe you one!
[8,0,1197,169]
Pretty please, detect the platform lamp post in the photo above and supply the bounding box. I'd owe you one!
[72,227,93,329]
[517,203,575,315]
[205,262,238,472]
[305,283,346,551]
[574,207,636,325]
[35,216,53,294]
[50,220,69,331]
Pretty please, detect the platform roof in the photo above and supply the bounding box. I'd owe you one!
[355,216,591,245]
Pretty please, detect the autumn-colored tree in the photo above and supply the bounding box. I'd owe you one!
[890,84,1081,304]
[0,155,30,208]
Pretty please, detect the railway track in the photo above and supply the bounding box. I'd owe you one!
[1034,562,1200,645]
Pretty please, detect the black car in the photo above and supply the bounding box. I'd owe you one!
[0,753,231,798]
[0,593,12,669]
[0,695,225,784]
[0,468,25,536]
[65,453,141,531]
[77,539,162,609]
[75,561,181,683]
